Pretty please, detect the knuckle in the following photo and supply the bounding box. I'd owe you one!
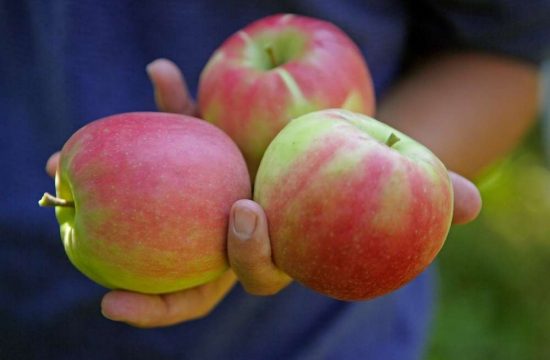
[242,277,291,296]
[248,285,282,296]
[230,256,268,275]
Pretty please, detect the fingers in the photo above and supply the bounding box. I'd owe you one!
[449,172,482,225]
[228,200,292,296]
[101,270,237,328]
[146,58,197,115]
[46,152,60,178]
[101,199,291,328]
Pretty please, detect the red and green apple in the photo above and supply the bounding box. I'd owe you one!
[198,14,376,179]
[40,112,250,294]
[254,109,454,301]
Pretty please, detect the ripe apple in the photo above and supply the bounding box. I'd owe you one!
[198,13,376,179]
[254,109,454,301]
[39,112,251,294]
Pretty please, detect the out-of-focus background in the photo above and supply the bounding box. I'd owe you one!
[426,61,550,360]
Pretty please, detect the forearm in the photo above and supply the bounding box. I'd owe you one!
[377,52,540,179]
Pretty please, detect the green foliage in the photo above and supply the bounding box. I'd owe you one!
[426,127,550,360]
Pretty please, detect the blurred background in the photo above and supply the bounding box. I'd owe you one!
[426,61,550,360]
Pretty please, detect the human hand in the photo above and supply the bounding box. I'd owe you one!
[45,59,481,328]
[46,59,291,327]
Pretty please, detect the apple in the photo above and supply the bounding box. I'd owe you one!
[253,109,454,301]
[198,13,376,179]
[39,112,250,294]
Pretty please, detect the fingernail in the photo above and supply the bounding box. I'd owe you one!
[145,62,153,75]
[101,308,116,321]
[146,60,160,78]
[100,295,118,321]
[233,207,257,237]
[146,58,169,74]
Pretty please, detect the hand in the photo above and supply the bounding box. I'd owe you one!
[46,59,291,328]
[44,59,481,328]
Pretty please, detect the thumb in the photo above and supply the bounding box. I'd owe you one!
[227,200,291,296]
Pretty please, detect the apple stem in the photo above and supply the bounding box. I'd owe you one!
[38,192,75,208]
[264,44,277,68]
[385,133,401,148]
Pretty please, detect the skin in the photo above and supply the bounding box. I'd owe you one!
[377,52,540,179]
[45,57,491,328]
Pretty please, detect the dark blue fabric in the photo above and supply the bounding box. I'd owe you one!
[1,1,548,359]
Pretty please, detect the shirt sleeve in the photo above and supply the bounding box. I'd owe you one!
[407,0,550,65]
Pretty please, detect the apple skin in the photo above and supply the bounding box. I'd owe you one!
[253,109,453,301]
[198,13,376,179]
[51,112,250,294]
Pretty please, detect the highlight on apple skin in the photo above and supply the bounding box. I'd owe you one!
[198,13,376,180]
[40,112,251,294]
[253,109,454,301]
